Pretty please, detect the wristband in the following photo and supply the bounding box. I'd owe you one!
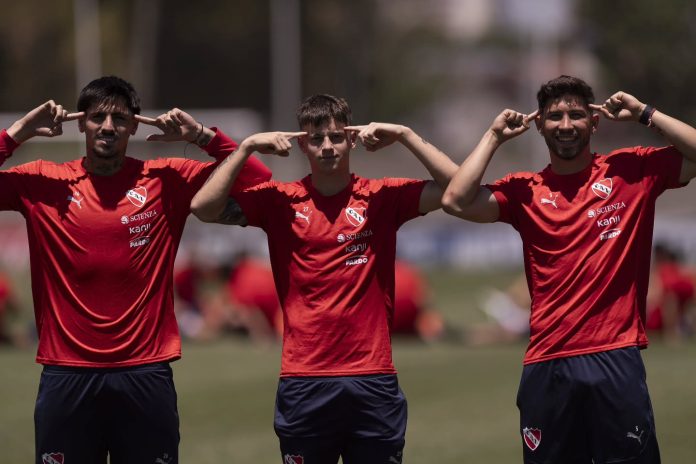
[639,105,656,126]
[195,124,211,147]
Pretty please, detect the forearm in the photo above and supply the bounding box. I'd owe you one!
[649,110,696,162]
[191,145,254,222]
[203,128,272,190]
[442,130,499,212]
[400,127,458,189]
[6,119,34,144]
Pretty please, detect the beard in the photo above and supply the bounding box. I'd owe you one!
[543,132,591,160]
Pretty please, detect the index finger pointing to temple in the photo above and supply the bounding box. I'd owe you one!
[343,126,366,132]
[282,131,307,139]
[527,109,540,119]
[133,114,159,125]
[64,112,85,121]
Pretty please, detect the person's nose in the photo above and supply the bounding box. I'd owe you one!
[101,115,115,132]
[559,114,573,131]
[321,135,333,151]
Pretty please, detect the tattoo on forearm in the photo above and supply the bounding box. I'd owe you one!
[217,198,248,226]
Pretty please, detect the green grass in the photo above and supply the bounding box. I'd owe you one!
[1,269,695,463]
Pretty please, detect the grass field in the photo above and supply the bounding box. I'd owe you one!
[1,269,695,463]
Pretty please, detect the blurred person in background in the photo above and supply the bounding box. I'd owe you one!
[0,268,28,347]
[392,259,444,342]
[443,75,696,463]
[191,94,458,464]
[467,271,530,346]
[0,75,271,464]
[226,251,283,343]
[173,250,282,344]
[646,242,695,342]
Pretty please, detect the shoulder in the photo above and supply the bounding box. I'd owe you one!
[6,158,84,178]
[490,170,541,189]
[356,176,426,193]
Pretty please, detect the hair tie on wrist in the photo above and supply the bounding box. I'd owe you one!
[639,105,656,126]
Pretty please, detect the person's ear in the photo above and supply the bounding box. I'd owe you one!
[591,113,600,133]
[78,119,85,133]
[297,134,308,153]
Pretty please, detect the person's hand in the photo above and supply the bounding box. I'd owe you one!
[7,100,83,143]
[590,91,645,122]
[135,108,203,142]
[344,123,406,152]
[489,109,538,144]
[239,131,307,157]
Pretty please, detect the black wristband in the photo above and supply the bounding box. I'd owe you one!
[639,105,655,126]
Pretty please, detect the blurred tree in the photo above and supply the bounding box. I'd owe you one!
[577,0,696,120]
[301,0,452,122]
[0,1,75,109]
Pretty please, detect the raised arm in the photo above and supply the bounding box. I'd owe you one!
[590,91,696,183]
[136,108,272,188]
[345,123,459,213]
[6,100,82,144]
[442,109,537,223]
[190,131,305,224]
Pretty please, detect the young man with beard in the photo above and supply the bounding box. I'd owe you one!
[442,75,696,463]
[0,75,271,464]
[190,94,458,464]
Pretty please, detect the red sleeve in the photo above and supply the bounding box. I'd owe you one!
[486,175,515,225]
[0,129,20,165]
[202,128,272,192]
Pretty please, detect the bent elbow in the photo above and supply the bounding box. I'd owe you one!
[441,191,464,216]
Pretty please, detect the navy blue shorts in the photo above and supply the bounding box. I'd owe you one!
[274,374,407,464]
[35,362,179,464]
[517,347,660,463]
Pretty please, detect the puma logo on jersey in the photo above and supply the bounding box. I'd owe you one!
[67,191,83,209]
[540,193,558,208]
[295,210,312,224]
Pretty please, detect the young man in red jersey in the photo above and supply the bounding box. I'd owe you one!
[191,94,457,464]
[0,76,271,464]
[442,75,696,463]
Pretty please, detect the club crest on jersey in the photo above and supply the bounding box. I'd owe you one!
[345,206,366,227]
[126,186,148,208]
[284,454,304,464]
[591,178,612,199]
[522,427,541,451]
[42,452,65,464]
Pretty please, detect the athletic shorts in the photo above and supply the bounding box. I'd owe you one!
[517,347,660,464]
[274,374,407,464]
[35,362,179,464]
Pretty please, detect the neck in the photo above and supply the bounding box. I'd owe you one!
[84,156,125,176]
[310,170,352,196]
[549,149,593,175]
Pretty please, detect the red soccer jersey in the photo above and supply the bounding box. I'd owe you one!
[487,147,684,364]
[0,129,271,367]
[234,174,426,376]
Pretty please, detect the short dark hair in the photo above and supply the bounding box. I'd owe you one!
[77,76,141,115]
[296,94,352,128]
[537,75,594,114]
